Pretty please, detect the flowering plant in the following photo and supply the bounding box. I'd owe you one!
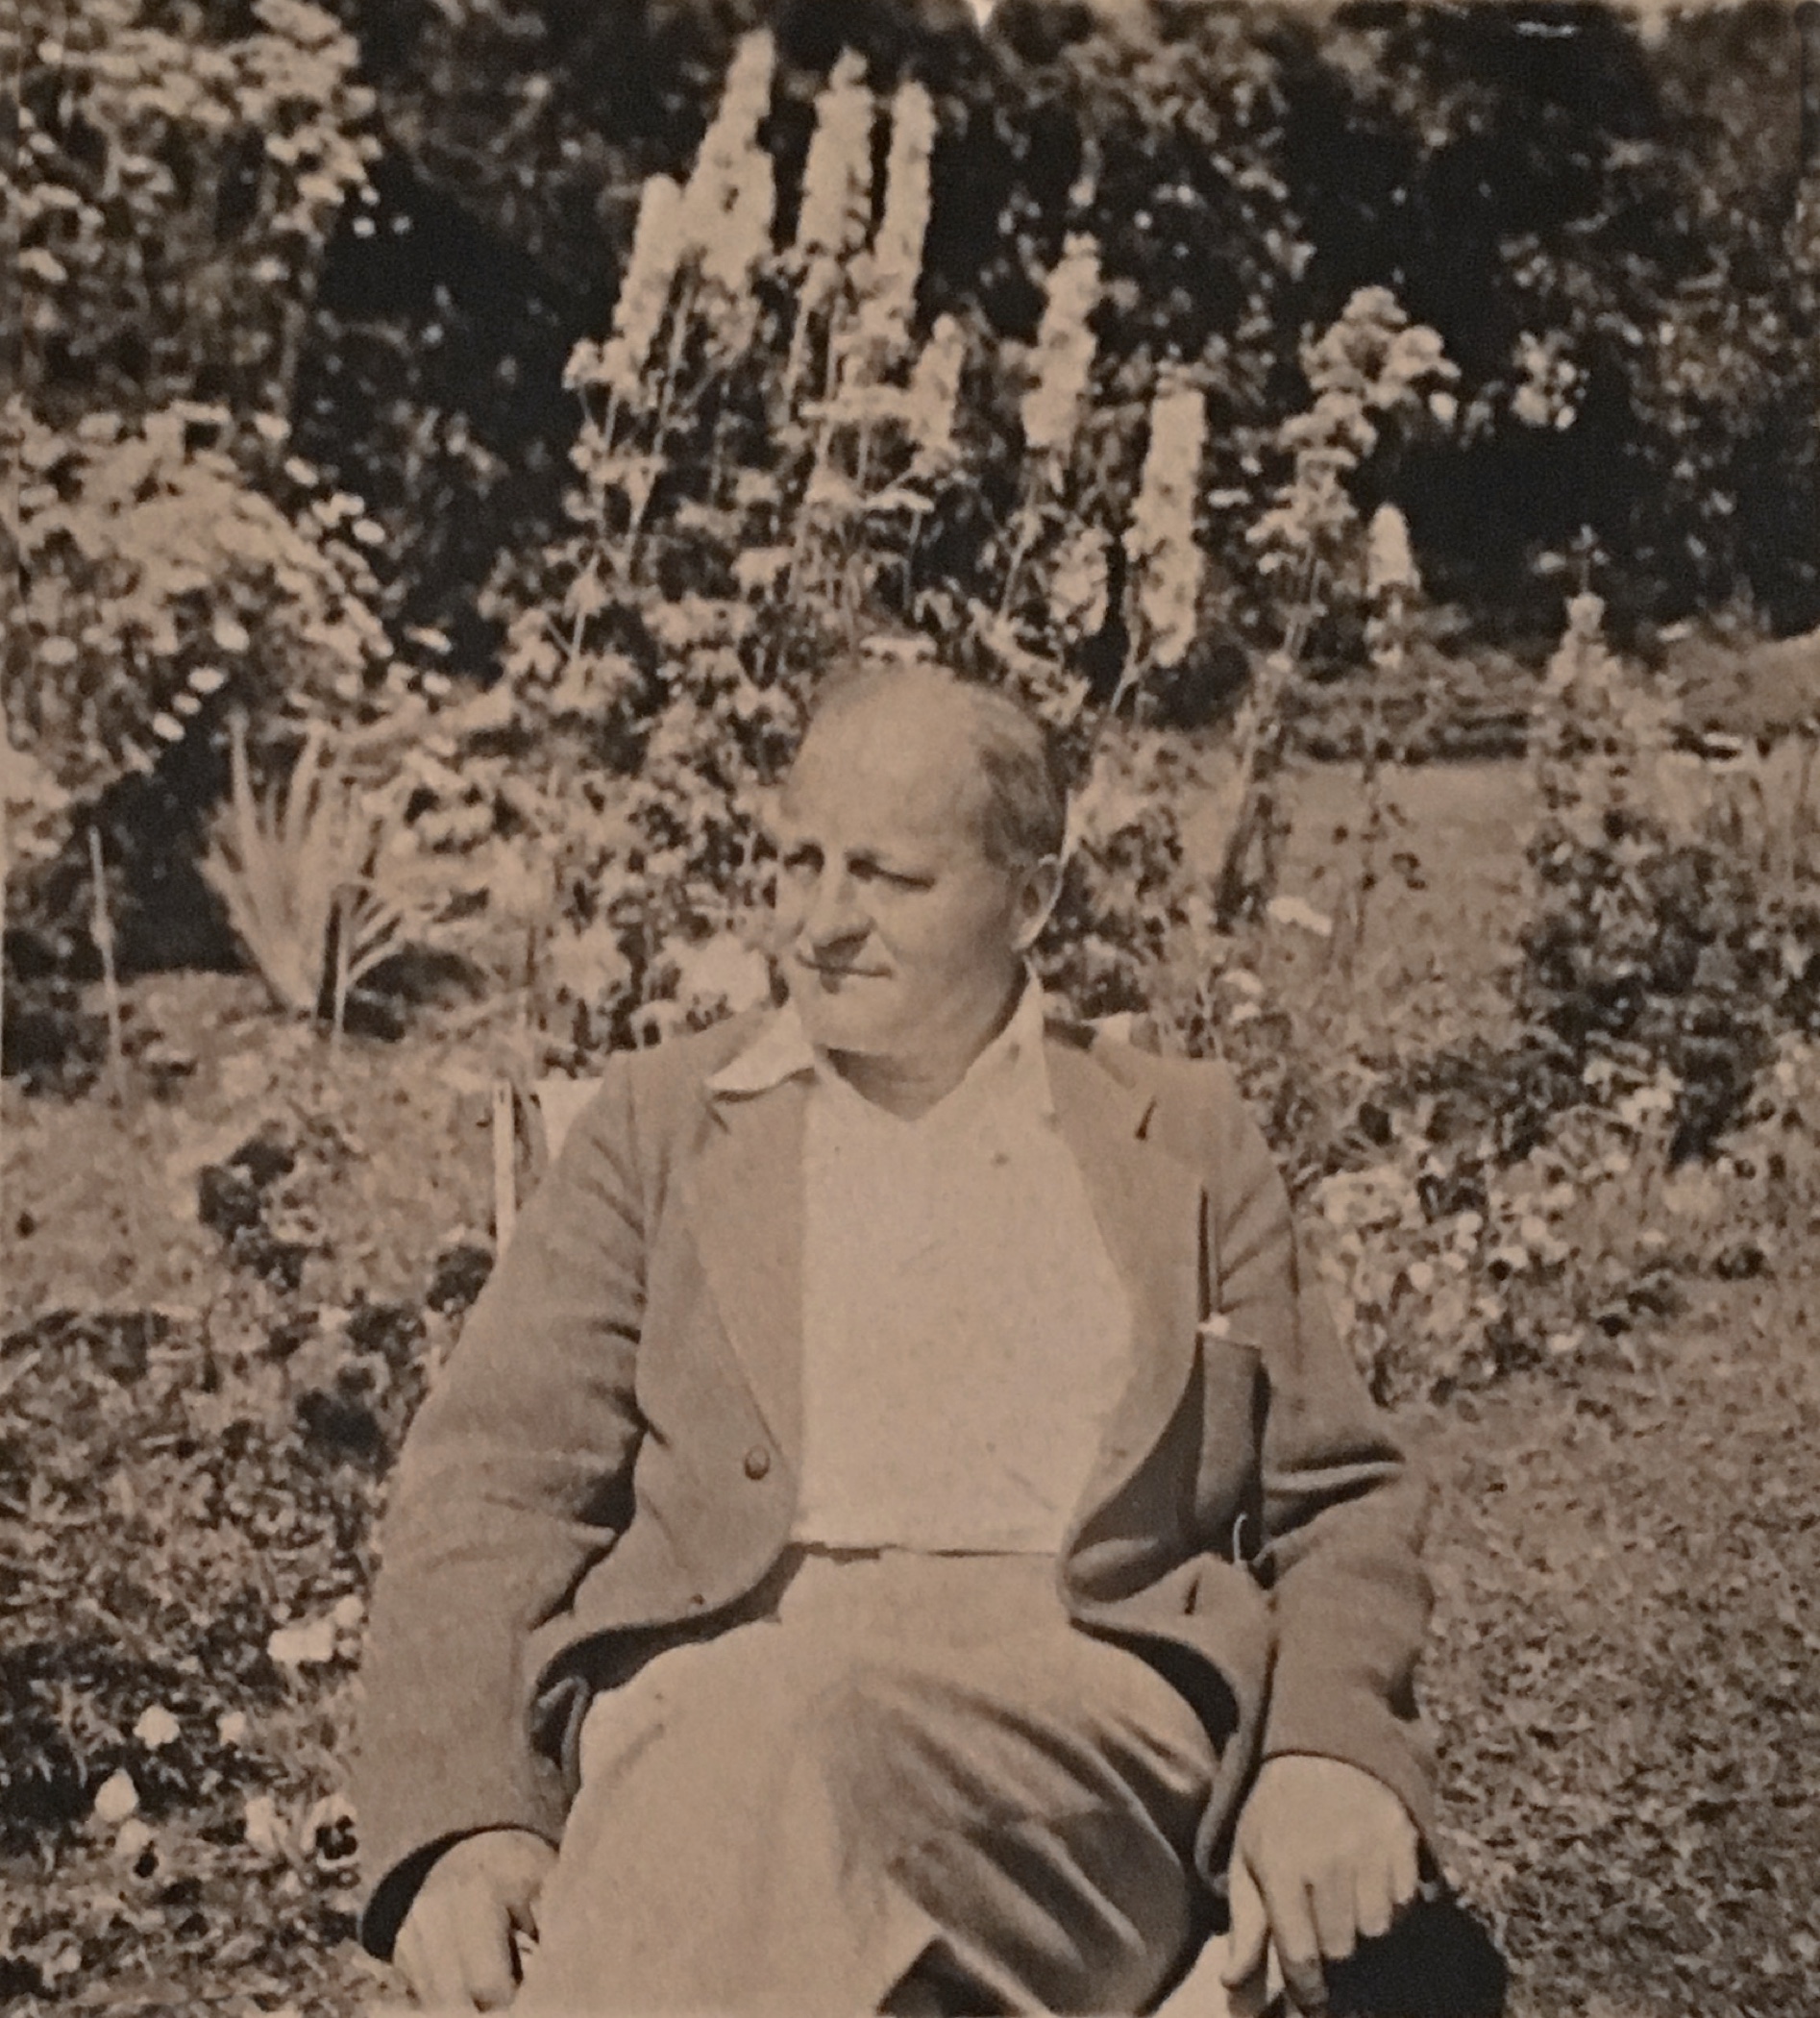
[7,404,397,811]
[482,36,1239,1052]
[1216,288,1456,923]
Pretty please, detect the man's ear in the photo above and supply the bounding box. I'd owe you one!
[1011,854,1064,952]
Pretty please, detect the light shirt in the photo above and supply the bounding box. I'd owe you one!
[709,981,1134,1555]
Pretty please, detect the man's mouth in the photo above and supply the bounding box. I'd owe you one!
[797,958,888,983]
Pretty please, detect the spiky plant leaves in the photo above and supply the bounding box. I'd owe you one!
[202,716,435,1021]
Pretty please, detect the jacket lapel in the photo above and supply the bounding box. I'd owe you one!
[681,1076,806,1466]
[1047,1038,1206,1516]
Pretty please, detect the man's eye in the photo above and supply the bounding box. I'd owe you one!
[852,862,922,889]
[781,848,821,877]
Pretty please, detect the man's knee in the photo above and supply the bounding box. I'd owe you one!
[799,1653,948,1820]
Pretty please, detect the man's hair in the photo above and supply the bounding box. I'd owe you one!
[805,661,1069,870]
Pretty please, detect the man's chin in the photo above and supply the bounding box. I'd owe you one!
[792,1003,893,1058]
[787,981,898,1059]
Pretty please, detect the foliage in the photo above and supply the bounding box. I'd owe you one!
[6,0,403,983]
[15,0,376,426]
[1148,920,1690,1405]
[1709,1032,1820,1259]
[0,1023,501,2012]
[261,0,1820,676]
[1,746,70,880]
[1303,1077,1693,1404]
[6,403,398,813]
[455,33,1478,1053]
[1244,287,1457,622]
[285,0,1312,664]
[1131,598,1820,1406]
[1516,594,1805,1159]
[1280,0,1819,634]
[1139,677,1820,1406]
[1144,599,1820,1403]
[1042,729,1212,1021]
[200,717,441,1028]
[1216,286,1457,922]
[0,1297,377,2010]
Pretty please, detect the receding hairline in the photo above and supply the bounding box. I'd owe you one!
[792,665,1068,868]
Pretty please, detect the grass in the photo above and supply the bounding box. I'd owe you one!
[3,765,1815,2015]
[1420,1276,1820,2014]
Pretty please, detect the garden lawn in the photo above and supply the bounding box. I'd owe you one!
[1420,1270,1820,2018]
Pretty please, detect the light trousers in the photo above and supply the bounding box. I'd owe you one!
[511,1550,1221,2017]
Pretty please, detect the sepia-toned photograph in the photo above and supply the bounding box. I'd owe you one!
[5,2,1818,2013]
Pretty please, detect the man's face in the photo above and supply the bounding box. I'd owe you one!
[770,706,1045,1064]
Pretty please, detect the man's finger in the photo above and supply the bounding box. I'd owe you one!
[452,1903,522,2012]
[1262,1870,1327,2013]
[507,1879,546,1943]
[1220,1857,1270,1987]
[391,1926,424,2010]
[1308,1860,1359,1966]
[406,1892,517,2013]
[1353,1856,1397,1942]
[1390,1826,1421,1908]
[403,1911,473,2014]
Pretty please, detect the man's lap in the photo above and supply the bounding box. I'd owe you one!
[515,1550,1221,2014]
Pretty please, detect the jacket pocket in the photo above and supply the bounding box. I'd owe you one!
[1193,1331,1266,1563]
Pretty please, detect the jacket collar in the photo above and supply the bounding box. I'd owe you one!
[701,999,819,1099]
[703,972,1056,1120]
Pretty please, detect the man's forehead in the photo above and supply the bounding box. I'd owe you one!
[782,701,991,830]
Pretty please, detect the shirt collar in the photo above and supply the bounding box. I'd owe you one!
[706,970,1054,1120]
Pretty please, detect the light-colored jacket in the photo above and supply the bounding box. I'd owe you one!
[355,1009,1435,1957]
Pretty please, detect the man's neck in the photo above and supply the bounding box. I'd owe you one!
[827,974,1027,1120]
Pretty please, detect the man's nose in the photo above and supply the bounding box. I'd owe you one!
[801,869,868,951]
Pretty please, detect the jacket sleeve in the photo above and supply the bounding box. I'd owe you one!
[354,1054,652,1957]
[1201,1064,1438,1843]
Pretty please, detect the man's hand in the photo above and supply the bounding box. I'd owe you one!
[394,1828,557,2012]
[1220,1755,1419,2014]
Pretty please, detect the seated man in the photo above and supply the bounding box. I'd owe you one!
[355,665,1436,2016]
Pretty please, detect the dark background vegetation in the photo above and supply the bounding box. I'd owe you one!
[285,0,1820,669]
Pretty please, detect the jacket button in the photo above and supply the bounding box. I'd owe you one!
[743,1445,771,1481]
